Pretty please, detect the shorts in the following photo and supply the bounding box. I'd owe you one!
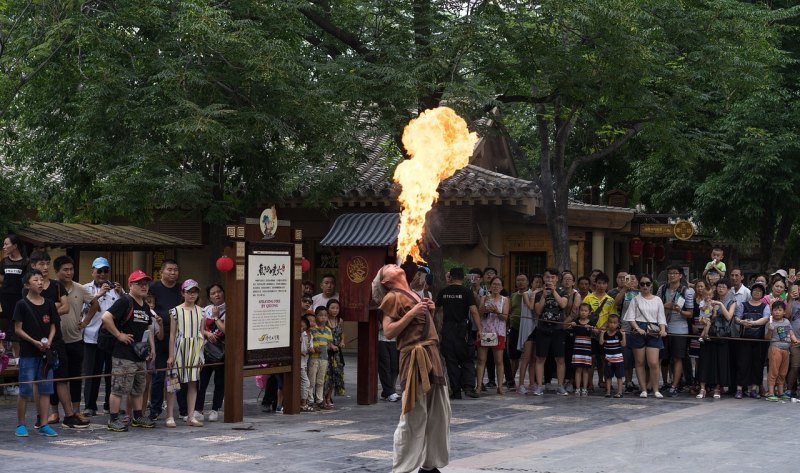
[791,344,800,370]
[507,327,521,360]
[52,342,70,380]
[664,335,688,360]
[526,328,537,342]
[18,356,54,398]
[535,330,566,358]
[604,361,625,380]
[111,357,147,397]
[627,331,664,350]
[477,335,506,351]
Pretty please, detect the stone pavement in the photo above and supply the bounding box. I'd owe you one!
[0,355,796,472]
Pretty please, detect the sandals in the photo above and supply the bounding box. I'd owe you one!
[713,390,721,399]
[613,393,623,398]
[696,389,706,399]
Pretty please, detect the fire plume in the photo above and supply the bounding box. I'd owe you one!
[394,107,478,262]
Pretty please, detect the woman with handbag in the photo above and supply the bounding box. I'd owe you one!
[195,283,226,422]
[475,277,509,396]
[623,275,667,399]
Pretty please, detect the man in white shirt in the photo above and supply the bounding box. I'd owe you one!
[312,274,339,310]
[730,268,751,318]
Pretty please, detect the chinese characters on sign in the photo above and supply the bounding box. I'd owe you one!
[247,251,291,352]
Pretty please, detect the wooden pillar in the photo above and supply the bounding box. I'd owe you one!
[223,242,245,423]
[357,312,379,405]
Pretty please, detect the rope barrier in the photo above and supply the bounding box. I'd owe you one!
[0,361,223,389]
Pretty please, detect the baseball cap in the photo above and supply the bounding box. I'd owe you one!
[128,270,152,285]
[181,279,200,292]
[750,282,766,294]
[92,257,110,269]
[771,269,788,279]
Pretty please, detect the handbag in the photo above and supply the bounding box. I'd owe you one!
[480,332,499,347]
[645,323,662,337]
[204,340,225,364]
[166,369,181,393]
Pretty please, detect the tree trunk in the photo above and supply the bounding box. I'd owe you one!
[758,207,776,270]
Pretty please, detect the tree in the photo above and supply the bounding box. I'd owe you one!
[478,0,789,271]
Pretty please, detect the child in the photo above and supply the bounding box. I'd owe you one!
[299,315,313,412]
[166,279,207,427]
[765,300,798,401]
[309,307,333,409]
[599,314,626,398]
[570,303,594,396]
[301,295,314,316]
[324,299,346,408]
[696,287,714,343]
[12,270,59,437]
[703,248,726,279]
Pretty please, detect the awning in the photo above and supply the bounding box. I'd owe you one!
[320,213,399,247]
[14,222,203,250]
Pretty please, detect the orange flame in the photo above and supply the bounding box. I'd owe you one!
[394,107,479,262]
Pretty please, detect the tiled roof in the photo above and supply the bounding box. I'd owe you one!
[341,135,539,203]
[320,213,399,247]
[15,222,203,249]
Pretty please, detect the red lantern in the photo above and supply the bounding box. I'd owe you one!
[654,245,665,262]
[301,257,311,273]
[643,242,655,259]
[216,255,235,272]
[629,238,643,259]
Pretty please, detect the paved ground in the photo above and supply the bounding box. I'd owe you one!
[1,355,796,472]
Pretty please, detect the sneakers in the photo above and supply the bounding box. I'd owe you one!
[208,410,219,422]
[667,387,678,398]
[38,425,58,437]
[131,416,155,428]
[654,391,664,399]
[14,425,28,437]
[121,414,131,426]
[506,381,516,392]
[734,389,743,399]
[580,388,588,397]
[532,385,545,396]
[517,385,528,395]
[765,394,779,402]
[165,417,176,428]
[556,386,569,396]
[640,391,648,398]
[486,381,497,389]
[107,419,128,432]
[82,409,97,417]
[193,411,204,422]
[749,388,760,399]
[781,392,791,401]
[62,415,89,429]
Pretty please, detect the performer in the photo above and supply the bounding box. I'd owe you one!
[372,264,450,473]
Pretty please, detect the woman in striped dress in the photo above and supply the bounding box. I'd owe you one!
[571,303,594,396]
[166,279,207,427]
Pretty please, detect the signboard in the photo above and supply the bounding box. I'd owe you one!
[245,242,294,366]
[673,220,694,240]
[639,223,675,237]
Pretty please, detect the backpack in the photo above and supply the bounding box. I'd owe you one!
[708,311,734,338]
[97,296,134,353]
[656,284,687,310]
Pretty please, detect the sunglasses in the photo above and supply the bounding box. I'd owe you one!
[95,268,110,274]
[639,281,652,287]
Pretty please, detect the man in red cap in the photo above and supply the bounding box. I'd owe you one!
[100,270,157,432]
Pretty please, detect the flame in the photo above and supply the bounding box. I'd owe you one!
[394,107,478,262]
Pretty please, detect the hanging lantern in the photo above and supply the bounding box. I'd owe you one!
[685,250,694,262]
[301,257,311,273]
[643,242,655,259]
[216,255,235,272]
[629,238,643,260]
[654,245,666,262]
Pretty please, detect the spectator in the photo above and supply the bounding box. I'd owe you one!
[600,314,626,398]
[703,248,727,279]
[1,234,28,360]
[516,277,537,394]
[507,274,528,392]
[576,276,591,301]
[166,279,207,427]
[436,267,481,399]
[301,280,315,297]
[624,275,667,399]
[614,273,639,392]
[195,283,226,422]
[475,277,509,395]
[729,268,751,315]
[309,306,333,409]
[312,274,339,310]
[324,299,345,408]
[12,269,59,437]
[561,270,582,392]
[786,282,800,397]
[763,279,786,306]
[301,295,314,315]
[82,257,123,417]
[764,300,797,401]
[378,318,400,403]
[696,280,734,399]
[532,268,570,396]
[299,315,314,411]
[55,255,96,426]
[655,265,694,397]
[570,302,594,396]
[148,259,184,421]
[734,282,770,399]
[583,272,616,391]
[100,270,156,432]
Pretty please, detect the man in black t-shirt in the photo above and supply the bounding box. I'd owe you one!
[435,267,482,399]
[148,259,182,420]
[101,270,156,432]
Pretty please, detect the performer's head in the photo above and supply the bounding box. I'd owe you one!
[371,264,408,304]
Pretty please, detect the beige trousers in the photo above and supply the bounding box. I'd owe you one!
[393,384,451,473]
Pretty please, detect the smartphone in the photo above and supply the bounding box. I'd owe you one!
[624,275,631,284]
[790,268,796,278]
